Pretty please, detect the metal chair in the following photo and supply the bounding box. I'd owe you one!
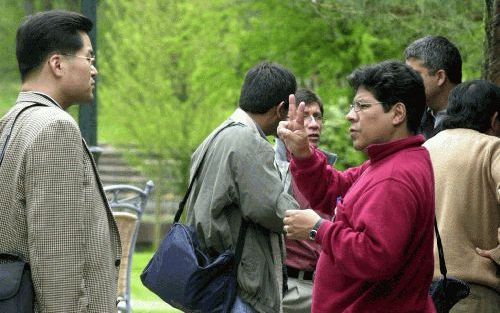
[104,180,154,313]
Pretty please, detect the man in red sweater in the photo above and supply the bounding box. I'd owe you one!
[279,61,436,312]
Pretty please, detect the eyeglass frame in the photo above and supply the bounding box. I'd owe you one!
[60,54,96,67]
[303,113,325,123]
[349,100,385,112]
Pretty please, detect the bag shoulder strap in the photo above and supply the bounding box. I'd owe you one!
[0,102,45,166]
[174,121,237,222]
[0,102,44,262]
[174,121,249,265]
[434,217,447,279]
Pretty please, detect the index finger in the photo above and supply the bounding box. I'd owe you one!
[295,101,305,127]
[288,94,296,121]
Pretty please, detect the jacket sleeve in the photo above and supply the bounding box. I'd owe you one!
[234,136,298,233]
[290,148,366,215]
[25,118,87,312]
[315,178,419,281]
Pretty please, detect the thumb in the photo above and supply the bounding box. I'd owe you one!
[475,247,491,258]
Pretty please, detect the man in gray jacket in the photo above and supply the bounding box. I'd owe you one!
[186,62,299,313]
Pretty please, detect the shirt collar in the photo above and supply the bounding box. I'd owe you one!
[366,135,425,163]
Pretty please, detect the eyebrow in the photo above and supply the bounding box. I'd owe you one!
[353,99,370,102]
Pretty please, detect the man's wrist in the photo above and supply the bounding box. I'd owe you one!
[293,145,313,160]
[308,218,323,241]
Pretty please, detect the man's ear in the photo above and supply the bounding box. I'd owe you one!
[47,54,64,78]
[277,101,287,120]
[489,111,500,137]
[436,69,447,87]
[391,102,407,127]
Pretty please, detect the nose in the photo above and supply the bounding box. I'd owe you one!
[307,117,320,128]
[91,64,98,76]
[346,108,357,122]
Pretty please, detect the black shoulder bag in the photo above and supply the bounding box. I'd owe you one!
[141,122,249,313]
[0,103,43,313]
[429,218,470,313]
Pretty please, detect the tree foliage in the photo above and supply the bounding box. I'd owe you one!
[97,0,485,182]
[0,0,487,193]
[0,0,488,249]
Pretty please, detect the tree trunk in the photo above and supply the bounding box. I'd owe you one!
[484,0,500,85]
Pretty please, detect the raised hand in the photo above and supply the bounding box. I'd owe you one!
[277,94,312,159]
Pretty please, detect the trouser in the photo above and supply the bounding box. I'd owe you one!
[231,296,257,313]
[451,283,500,313]
[282,277,313,313]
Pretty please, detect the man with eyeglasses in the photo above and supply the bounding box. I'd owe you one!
[279,61,436,312]
[275,88,336,313]
[0,11,120,312]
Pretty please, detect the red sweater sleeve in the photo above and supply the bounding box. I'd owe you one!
[315,178,418,281]
[290,148,366,215]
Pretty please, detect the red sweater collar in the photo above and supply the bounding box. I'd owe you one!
[366,135,425,163]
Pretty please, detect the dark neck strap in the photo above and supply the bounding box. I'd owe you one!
[434,217,447,279]
[174,121,249,265]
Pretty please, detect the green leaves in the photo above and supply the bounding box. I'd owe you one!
[95,0,485,192]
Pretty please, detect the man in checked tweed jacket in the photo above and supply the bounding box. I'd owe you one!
[0,11,121,312]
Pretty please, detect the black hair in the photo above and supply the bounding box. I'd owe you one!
[239,62,297,114]
[404,35,462,84]
[295,88,324,116]
[348,60,426,134]
[16,10,93,81]
[440,80,500,133]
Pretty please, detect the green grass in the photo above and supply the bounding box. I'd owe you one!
[130,250,181,313]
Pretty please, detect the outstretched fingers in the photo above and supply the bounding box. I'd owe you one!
[294,101,305,130]
[287,94,305,131]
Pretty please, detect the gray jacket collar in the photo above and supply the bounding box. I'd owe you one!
[229,108,267,139]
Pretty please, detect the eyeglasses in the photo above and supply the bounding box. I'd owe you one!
[61,54,96,66]
[349,100,384,112]
[304,114,325,123]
